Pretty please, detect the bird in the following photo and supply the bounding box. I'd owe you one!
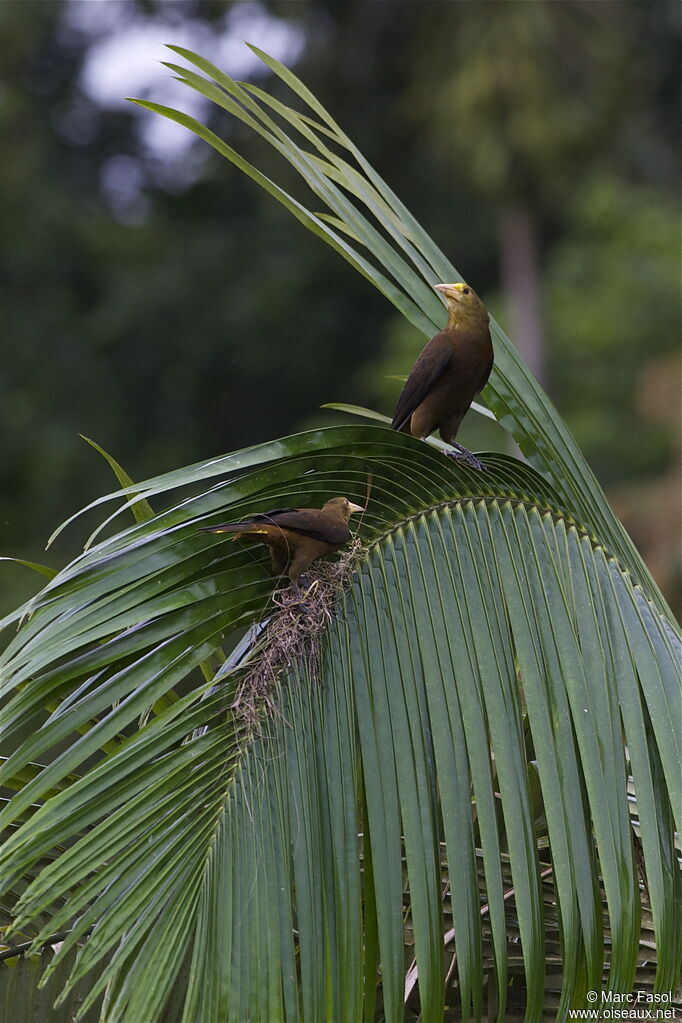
[391,281,493,469]
[201,497,364,586]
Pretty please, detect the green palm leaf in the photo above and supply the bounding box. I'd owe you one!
[2,47,680,1023]
[1,427,679,1022]
[127,43,670,622]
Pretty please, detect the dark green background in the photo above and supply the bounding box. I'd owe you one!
[1,0,680,615]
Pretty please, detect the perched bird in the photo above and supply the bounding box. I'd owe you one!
[201,497,364,586]
[391,281,493,469]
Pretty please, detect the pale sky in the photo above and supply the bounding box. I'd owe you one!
[61,0,306,216]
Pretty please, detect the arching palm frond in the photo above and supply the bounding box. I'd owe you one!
[1,429,679,1022]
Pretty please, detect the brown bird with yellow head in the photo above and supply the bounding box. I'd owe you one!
[391,281,493,469]
[201,497,363,587]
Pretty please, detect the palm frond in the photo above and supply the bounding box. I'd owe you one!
[1,427,679,1022]
[127,45,670,620]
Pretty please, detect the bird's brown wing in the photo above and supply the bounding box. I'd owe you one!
[249,508,351,545]
[201,507,299,534]
[476,354,494,393]
[249,507,297,521]
[390,333,454,432]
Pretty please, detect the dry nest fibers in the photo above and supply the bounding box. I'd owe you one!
[230,536,367,728]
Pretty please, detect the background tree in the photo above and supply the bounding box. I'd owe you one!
[1,0,679,620]
[410,0,630,384]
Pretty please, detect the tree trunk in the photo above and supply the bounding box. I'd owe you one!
[499,203,546,385]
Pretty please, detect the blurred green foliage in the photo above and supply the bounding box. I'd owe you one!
[545,174,680,483]
[0,0,679,615]
[410,0,630,206]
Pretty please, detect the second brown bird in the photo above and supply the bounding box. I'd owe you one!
[391,281,493,469]
[202,496,363,586]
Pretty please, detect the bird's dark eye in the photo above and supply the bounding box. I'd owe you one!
[463,287,470,294]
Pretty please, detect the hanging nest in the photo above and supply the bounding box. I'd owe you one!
[229,536,367,729]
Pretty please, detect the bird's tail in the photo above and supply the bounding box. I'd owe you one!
[201,522,266,538]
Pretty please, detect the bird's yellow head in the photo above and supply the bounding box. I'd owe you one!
[323,497,364,521]
[434,281,488,329]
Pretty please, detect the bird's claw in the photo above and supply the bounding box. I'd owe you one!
[279,576,318,609]
[444,445,487,471]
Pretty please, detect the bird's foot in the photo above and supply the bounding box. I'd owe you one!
[300,578,320,599]
[277,576,318,609]
[444,444,487,471]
